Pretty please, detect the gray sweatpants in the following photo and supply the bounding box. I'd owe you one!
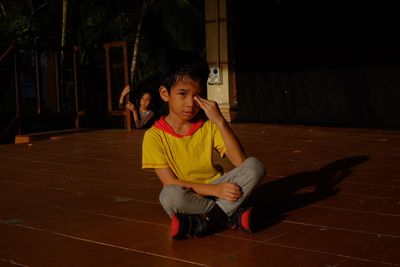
[159,157,266,217]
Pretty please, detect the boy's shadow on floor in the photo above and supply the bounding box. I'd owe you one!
[246,155,369,233]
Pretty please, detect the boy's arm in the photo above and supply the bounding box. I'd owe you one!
[194,97,246,166]
[155,167,243,202]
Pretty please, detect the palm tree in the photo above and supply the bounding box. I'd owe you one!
[129,0,205,87]
[102,0,205,100]
[129,0,153,86]
[61,0,68,48]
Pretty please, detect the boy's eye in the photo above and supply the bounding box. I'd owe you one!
[178,92,186,96]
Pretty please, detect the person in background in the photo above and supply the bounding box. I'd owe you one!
[119,85,155,129]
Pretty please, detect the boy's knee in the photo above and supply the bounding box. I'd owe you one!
[159,185,188,211]
[159,184,181,204]
[244,157,266,180]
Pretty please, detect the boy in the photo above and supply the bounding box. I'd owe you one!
[142,51,266,240]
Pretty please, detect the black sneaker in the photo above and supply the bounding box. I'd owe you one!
[229,207,253,233]
[170,213,213,240]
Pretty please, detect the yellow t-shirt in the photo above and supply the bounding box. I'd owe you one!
[142,118,226,184]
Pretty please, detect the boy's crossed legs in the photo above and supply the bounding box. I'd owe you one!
[159,157,266,239]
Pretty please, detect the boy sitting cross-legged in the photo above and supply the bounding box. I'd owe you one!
[142,51,266,240]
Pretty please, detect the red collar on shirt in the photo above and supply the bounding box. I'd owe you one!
[153,116,204,138]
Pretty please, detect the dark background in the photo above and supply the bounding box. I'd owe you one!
[233,0,400,128]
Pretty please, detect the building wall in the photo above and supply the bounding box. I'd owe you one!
[204,0,236,121]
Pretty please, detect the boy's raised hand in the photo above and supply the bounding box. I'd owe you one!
[194,96,225,126]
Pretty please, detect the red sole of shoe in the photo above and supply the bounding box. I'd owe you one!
[170,214,180,238]
[241,208,252,232]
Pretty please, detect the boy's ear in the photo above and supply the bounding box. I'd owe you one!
[159,86,169,102]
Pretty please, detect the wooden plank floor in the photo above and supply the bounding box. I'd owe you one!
[0,124,399,267]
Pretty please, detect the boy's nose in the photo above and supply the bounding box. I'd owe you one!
[190,97,200,108]
[186,97,195,107]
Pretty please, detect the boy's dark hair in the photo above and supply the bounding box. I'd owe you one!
[162,50,210,92]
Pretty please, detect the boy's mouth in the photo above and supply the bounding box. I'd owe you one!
[182,111,193,117]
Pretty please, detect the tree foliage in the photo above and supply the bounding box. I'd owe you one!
[0,0,205,87]
[0,0,58,50]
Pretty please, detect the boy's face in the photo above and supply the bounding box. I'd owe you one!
[160,75,202,122]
